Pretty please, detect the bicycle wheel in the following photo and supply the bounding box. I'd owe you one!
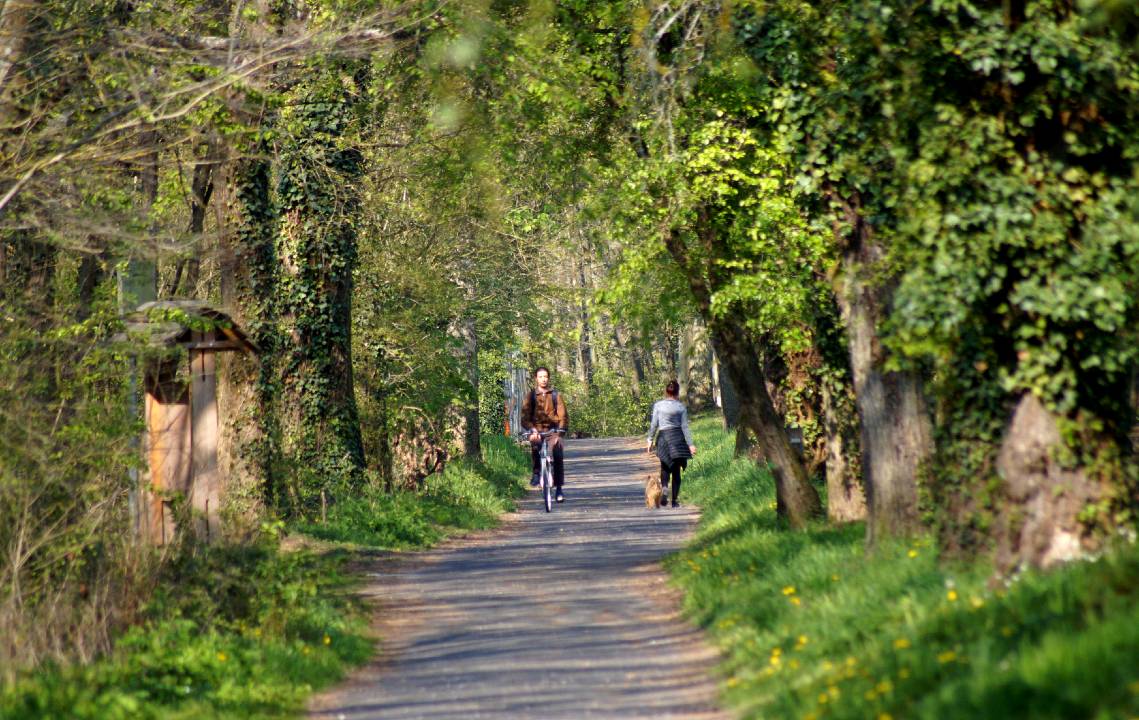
[542,466,552,513]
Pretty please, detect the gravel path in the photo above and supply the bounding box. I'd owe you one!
[309,437,728,720]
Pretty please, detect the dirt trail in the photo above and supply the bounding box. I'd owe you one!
[309,437,729,719]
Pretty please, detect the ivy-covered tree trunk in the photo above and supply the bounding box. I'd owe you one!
[993,394,1113,572]
[833,194,933,544]
[822,382,866,523]
[275,93,366,503]
[217,154,282,524]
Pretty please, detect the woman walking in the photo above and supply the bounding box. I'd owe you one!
[646,380,697,508]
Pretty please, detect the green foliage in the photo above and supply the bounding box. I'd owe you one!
[274,64,370,500]
[294,434,528,548]
[0,544,371,719]
[563,370,656,438]
[672,416,1139,720]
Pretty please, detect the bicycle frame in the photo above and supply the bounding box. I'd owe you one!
[539,437,554,512]
[532,429,562,513]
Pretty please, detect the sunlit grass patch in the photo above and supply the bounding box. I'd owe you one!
[295,434,529,548]
[0,546,371,719]
[671,415,1139,720]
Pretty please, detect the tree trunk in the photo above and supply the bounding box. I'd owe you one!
[275,105,366,499]
[708,322,822,527]
[714,350,741,431]
[0,0,33,128]
[994,394,1107,571]
[216,154,280,526]
[678,319,698,404]
[576,258,594,392]
[453,313,480,459]
[663,223,821,527]
[822,382,866,523]
[166,151,214,298]
[832,191,933,544]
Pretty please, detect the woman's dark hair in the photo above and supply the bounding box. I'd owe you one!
[665,379,680,397]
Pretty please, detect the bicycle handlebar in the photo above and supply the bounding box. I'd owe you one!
[522,428,565,439]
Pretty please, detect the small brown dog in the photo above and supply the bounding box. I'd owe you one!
[644,473,664,508]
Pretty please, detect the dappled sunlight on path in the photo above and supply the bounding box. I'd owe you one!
[309,438,728,719]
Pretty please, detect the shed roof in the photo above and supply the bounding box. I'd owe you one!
[119,300,259,354]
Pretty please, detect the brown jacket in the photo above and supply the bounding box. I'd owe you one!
[520,387,568,432]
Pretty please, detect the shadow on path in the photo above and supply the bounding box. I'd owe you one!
[309,438,728,720]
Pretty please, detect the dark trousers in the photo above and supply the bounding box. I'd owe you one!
[660,461,683,504]
[531,436,565,487]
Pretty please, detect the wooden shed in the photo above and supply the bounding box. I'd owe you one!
[121,300,258,545]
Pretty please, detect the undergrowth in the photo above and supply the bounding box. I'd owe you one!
[0,435,529,719]
[672,415,1139,720]
[293,434,529,547]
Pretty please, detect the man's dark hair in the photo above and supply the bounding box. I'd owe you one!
[534,366,550,377]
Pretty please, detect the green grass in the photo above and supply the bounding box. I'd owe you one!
[0,545,372,720]
[671,415,1139,720]
[0,435,530,719]
[294,434,529,548]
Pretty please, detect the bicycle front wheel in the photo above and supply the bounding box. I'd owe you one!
[543,471,552,513]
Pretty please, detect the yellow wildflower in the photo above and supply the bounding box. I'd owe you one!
[831,574,840,582]
[302,645,311,655]
[817,693,829,704]
[970,597,984,609]
[893,638,911,650]
[876,680,893,694]
[796,635,809,648]
[790,596,802,606]
[907,549,918,558]
[216,652,227,662]
[937,650,957,664]
[727,677,740,688]
[789,658,800,670]
[323,634,332,645]
[879,714,894,720]
[782,585,797,595]
[947,590,958,602]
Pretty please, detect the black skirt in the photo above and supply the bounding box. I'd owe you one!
[655,427,692,468]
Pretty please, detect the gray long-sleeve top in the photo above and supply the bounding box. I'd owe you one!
[646,398,694,447]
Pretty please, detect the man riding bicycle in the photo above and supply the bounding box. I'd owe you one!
[520,366,569,503]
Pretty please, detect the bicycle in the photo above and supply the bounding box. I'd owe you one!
[529,428,565,513]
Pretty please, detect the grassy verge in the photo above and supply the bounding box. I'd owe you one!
[670,415,1139,720]
[0,435,529,719]
[293,434,529,547]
